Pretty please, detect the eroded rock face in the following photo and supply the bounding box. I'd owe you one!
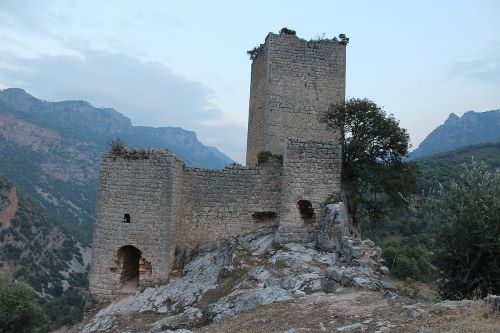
[81,221,392,333]
[316,202,351,251]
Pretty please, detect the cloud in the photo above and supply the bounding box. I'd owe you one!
[196,123,248,164]
[448,51,500,85]
[0,48,223,128]
[0,2,249,163]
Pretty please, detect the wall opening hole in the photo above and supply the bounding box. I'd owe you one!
[123,213,131,223]
[252,211,278,222]
[297,200,315,224]
[116,245,141,291]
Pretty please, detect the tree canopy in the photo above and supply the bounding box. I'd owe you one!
[0,276,47,332]
[424,160,500,298]
[325,98,418,227]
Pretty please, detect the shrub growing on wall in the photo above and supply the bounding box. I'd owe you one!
[279,27,296,35]
[107,138,126,155]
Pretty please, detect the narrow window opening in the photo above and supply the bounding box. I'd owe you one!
[252,211,278,222]
[123,213,131,223]
[297,200,315,224]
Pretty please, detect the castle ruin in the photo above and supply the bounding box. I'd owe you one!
[89,31,348,299]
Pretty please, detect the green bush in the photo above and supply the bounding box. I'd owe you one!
[279,27,296,35]
[382,244,431,280]
[0,276,47,332]
[423,160,500,299]
[42,289,86,329]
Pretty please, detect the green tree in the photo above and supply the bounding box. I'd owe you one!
[325,98,418,228]
[0,276,47,332]
[424,160,500,299]
[382,244,431,280]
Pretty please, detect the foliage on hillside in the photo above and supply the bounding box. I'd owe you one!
[0,275,85,332]
[0,175,86,295]
[41,289,86,330]
[382,243,431,281]
[0,133,96,242]
[0,276,47,333]
[364,143,500,287]
[424,161,500,298]
[0,174,88,330]
[416,142,500,191]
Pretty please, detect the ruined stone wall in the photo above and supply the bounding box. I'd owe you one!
[246,33,346,165]
[277,139,342,243]
[178,160,282,246]
[89,149,183,298]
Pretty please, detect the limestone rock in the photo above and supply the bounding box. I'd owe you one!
[316,202,351,250]
[83,228,392,332]
[336,322,364,332]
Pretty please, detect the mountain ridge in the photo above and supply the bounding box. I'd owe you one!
[409,109,500,159]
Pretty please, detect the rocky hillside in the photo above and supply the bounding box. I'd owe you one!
[409,110,500,159]
[0,88,233,243]
[0,173,89,297]
[77,224,394,332]
[72,222,499,333]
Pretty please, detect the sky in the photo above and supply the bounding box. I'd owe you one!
[0,0,499,163]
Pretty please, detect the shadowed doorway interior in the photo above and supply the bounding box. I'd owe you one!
[117,245,141,291]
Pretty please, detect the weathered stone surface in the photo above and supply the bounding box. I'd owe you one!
[83,229,393,332]
[151,307,202,332]
[336,322,364,332]
[316,202,351,250]
[246,33,346,165]
[207,286,294,322]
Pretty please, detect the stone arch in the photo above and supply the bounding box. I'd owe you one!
[110,245,152,292]
[117,245,141,288]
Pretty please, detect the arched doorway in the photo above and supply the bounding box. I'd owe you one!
[117,245,141,291]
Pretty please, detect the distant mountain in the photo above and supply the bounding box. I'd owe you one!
[409,110,500,159]
[0,88,233,244]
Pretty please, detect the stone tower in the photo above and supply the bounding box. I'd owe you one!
[246,32,347,165]
[89,149,184,298]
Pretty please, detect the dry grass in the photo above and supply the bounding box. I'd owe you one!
[418,299,500,333]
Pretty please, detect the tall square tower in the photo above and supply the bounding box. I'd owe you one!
[246,32,347,165]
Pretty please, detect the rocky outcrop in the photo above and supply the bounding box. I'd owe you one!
[80,222,392,333]
[316,202,350,250]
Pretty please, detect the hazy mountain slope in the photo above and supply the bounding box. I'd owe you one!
[0,88,233,243]
[415,142,500,191]
[124,126,232,168]
[0,173,88,297]
[409,110,500,159]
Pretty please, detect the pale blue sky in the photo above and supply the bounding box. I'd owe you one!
[0,0,499,162]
